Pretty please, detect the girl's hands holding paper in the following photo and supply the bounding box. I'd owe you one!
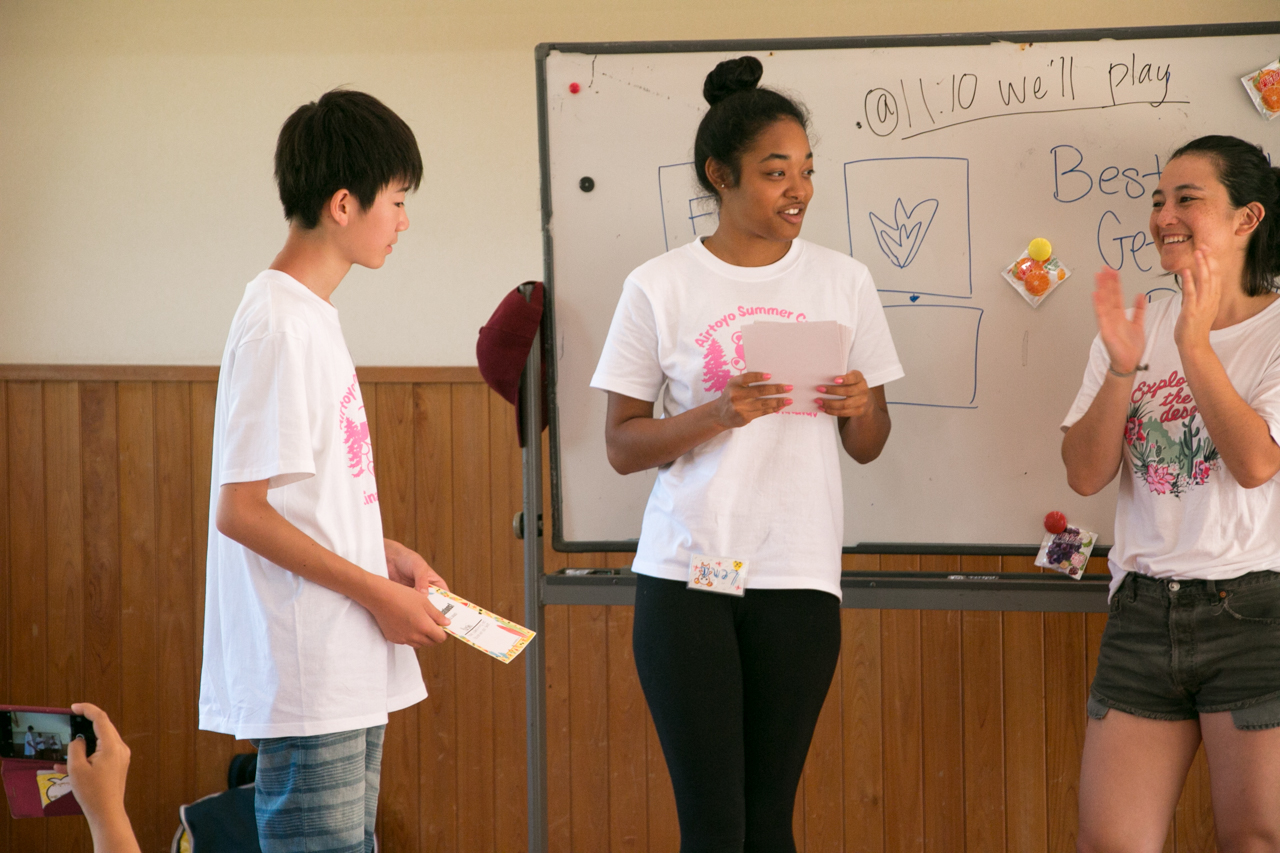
[604,374,790,475]
[816,370,872,418]
[820,371,892,464]
[714,372,793,428]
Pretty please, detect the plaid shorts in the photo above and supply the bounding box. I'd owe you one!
[251,725,386,853]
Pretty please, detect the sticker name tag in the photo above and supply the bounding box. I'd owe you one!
[688,555,748,596]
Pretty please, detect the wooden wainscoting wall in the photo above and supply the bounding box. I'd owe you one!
[0,367,1217,853]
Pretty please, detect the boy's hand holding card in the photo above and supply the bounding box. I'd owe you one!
[425,587,535,663]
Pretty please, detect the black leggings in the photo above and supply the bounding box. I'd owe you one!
[632,575,842,853]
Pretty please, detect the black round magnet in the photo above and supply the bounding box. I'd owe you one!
[579,176,595,192]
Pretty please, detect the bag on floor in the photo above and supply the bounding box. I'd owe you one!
[170,753,261,853]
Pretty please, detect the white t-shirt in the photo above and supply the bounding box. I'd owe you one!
[591,238,904,599]
[199,270,426,739]
[1063,293,1280,597]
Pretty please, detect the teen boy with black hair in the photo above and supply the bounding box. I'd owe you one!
[199,89,449,853]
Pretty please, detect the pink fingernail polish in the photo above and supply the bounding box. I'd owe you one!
[784,385,794,391]
[817,386,826,393]
[784,398,793,405]
[763,373,771,380]
[834,377,844,384]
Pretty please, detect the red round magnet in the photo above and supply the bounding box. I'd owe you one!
[569,82,581,94]
[1043,511,1067,535]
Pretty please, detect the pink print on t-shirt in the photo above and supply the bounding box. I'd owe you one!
[702,338,731,393]
[731,331,746,373]
[339,374,375,479]
[1125,369,1219,497]
[696,306,804,394]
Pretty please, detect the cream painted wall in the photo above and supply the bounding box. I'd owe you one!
[0,0,1272,365]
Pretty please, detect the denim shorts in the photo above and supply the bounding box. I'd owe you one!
[1089,570,1280,730]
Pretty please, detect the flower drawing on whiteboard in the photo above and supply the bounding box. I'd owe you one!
[868,197,939,269]
[845,157,970,299]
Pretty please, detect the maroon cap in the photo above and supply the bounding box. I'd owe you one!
[477,281,547,447]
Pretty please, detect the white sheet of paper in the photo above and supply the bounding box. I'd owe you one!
[740,320,852,414]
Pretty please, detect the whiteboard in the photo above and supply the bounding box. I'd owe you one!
[537,24,1280,553]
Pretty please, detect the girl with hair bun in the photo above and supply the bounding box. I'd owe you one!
[1062,135,1280,851]
[591,56,903,852]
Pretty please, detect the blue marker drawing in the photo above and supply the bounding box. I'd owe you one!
[659,162,718,251]
[869,198,939,268]
[687,195,717,239]
[880,304,983,409]
[1097,209,1155,272]
[845,157,972,300]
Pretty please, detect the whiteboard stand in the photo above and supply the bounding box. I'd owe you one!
[519,282,550,853]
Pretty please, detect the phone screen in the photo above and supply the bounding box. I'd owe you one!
[0,710,95,762]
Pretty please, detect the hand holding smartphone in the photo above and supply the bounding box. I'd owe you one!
[1,705,98,819]
[0,706,96,763]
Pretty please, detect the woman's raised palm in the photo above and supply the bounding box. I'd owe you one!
[1092,267,1146,373]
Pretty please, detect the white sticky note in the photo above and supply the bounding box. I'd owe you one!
[740,320,852,414]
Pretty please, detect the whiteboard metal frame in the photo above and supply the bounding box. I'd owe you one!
[535,21,1280,557]
[542,570,1110,611]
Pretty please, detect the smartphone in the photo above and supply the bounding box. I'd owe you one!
[0,706,95,762]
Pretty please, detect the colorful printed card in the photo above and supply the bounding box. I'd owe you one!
[36,771,73,809]
[688,555,747,596]
[1,760,83,818]
[426,587,535,663]
[1034,526,1097,579]
[1241,60,1280,120]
